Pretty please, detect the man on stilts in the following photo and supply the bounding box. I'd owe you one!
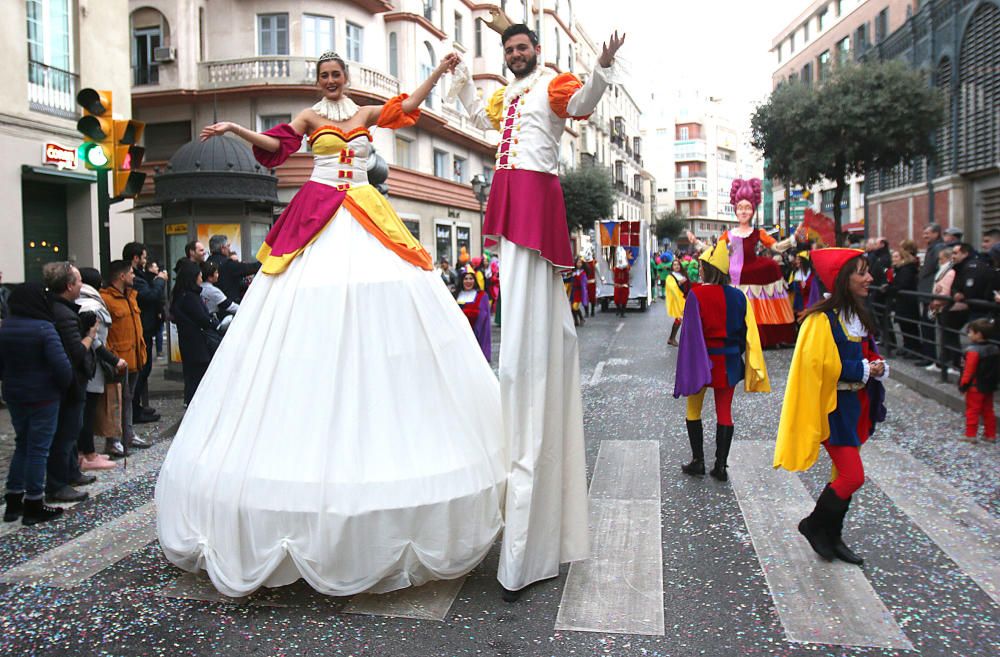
[456,13,625,601]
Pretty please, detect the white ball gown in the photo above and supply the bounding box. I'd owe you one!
[155,117,507,598]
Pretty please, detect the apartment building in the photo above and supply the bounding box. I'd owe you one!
[128,0,509,264]
[0,0,134,283]
[864,0,1000,245]
[674,93,762,240]
[767,0,915,231]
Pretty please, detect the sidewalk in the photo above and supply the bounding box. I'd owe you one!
[888,354,1000,414]
[0,360,187,484]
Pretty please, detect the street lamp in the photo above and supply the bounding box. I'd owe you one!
[471,174,491,255]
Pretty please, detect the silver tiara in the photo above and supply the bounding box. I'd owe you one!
[318,51,343,63]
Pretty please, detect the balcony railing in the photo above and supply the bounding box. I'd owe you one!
[27,60,79,120]
[198,56,400,98]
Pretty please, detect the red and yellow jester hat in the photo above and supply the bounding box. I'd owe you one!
[811,248,864,291]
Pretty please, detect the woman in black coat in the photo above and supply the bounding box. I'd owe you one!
[170,261,218,405]
[889,249,921,355]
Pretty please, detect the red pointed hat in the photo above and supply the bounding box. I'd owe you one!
[812,248,864,291]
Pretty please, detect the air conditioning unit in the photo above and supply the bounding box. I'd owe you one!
[153,47,176,63]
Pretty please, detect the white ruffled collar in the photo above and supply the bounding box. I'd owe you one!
[312,96,360,122]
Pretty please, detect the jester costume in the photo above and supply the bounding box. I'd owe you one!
[673,241,770,481]
[155,95,507,597]
[774,248,889,565]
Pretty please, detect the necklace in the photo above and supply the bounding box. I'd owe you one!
[312,96,360,122]
[504,67,544,105]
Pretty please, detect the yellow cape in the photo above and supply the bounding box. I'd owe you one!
[665,275,685,319]
[743,299,770,393]
[773,312,841,471]
[485,87,506,130]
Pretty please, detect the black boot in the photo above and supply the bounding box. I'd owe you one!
[3,492,23,522]
[829,494,863,565]
[709,424,734,482]
[22,497,64,526]
[668,322,680,346]
[797,484,839,561]
[681,419,705,475]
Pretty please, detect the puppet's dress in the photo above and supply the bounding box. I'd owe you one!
[722,229,796,346]
[155,99,506,598]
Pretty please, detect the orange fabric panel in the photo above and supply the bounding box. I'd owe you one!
[342,193,433,271]
[376,94,421,129]
[758,229,777,248]
[748,296,795,325]
[547,73,590,120]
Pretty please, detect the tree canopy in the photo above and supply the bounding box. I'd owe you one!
[654,209,687,241]
[560,165,615,233]
[751,60,944,243]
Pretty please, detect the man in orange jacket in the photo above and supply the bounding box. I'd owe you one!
[100,260,151,456]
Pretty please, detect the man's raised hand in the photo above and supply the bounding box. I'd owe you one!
[598,31,626,68]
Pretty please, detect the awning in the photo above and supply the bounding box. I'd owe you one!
[21,165,96,185]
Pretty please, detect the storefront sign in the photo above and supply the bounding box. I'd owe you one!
[165,223,188,236]
[42,142,78,170]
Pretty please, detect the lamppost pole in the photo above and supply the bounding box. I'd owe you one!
[471,174,491,256]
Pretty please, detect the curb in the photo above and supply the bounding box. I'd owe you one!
[889,366,964,413]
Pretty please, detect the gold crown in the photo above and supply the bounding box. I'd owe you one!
[484,8,513,35]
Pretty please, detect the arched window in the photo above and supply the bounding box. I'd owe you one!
[957,3,999,172]
[421,42,437,108]
[388,32,399,78]
[935,56,952,174]
[130,7,170,86]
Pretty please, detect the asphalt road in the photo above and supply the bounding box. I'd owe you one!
[0,300,997,657]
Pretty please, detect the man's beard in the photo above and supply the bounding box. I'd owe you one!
[508,53,539,79]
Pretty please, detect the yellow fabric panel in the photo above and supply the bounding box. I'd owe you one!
[743,298,771,393]
[665,275,685,319]
[257,232,326,275]
[486,87,506,130]
[773,313,842,472]
[686,389,706,420]
[343,185,433,271]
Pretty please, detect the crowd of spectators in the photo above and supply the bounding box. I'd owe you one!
[0,235,257,525]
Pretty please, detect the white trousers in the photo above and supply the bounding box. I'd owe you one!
[497,239,590,591]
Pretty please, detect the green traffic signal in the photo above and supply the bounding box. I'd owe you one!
[78,142,110,169]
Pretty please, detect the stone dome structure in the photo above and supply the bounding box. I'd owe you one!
[154,136,279,203]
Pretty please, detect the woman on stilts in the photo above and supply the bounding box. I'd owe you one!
[673,241,770,481]
[774,248,889,565]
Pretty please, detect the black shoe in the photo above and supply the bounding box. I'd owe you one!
[709,425,734,482]
[141,406,158,415]
[45,486,89,503]
[134,411,160,424]
[682,419,705,475]
[72,474,97,487]
[22,498,64,526]
[105,440,127,458]
[912,360,932,367]
[798,485,839,561]
[3,492,23,522]
[501,587,522,603]
[128,435,152,449]
[829,494,863,565]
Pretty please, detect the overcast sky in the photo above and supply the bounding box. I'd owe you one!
[573,0,808,130]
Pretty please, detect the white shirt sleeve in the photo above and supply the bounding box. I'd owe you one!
[564,63,618,118]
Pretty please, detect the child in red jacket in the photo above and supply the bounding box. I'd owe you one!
[958,318,998,444]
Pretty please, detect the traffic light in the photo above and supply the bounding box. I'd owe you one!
[76,88,114,170]
[112,119,146,198]
[75,88,147,198]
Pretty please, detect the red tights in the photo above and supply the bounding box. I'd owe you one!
[823,442,865,500]
[686,386,734,425]
[965,390,996,439]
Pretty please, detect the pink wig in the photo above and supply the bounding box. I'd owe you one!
[730,178,762,209]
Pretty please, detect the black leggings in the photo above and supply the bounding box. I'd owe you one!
[77,392,101,455]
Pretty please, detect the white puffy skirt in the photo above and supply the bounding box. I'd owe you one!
[155,207,506,597]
